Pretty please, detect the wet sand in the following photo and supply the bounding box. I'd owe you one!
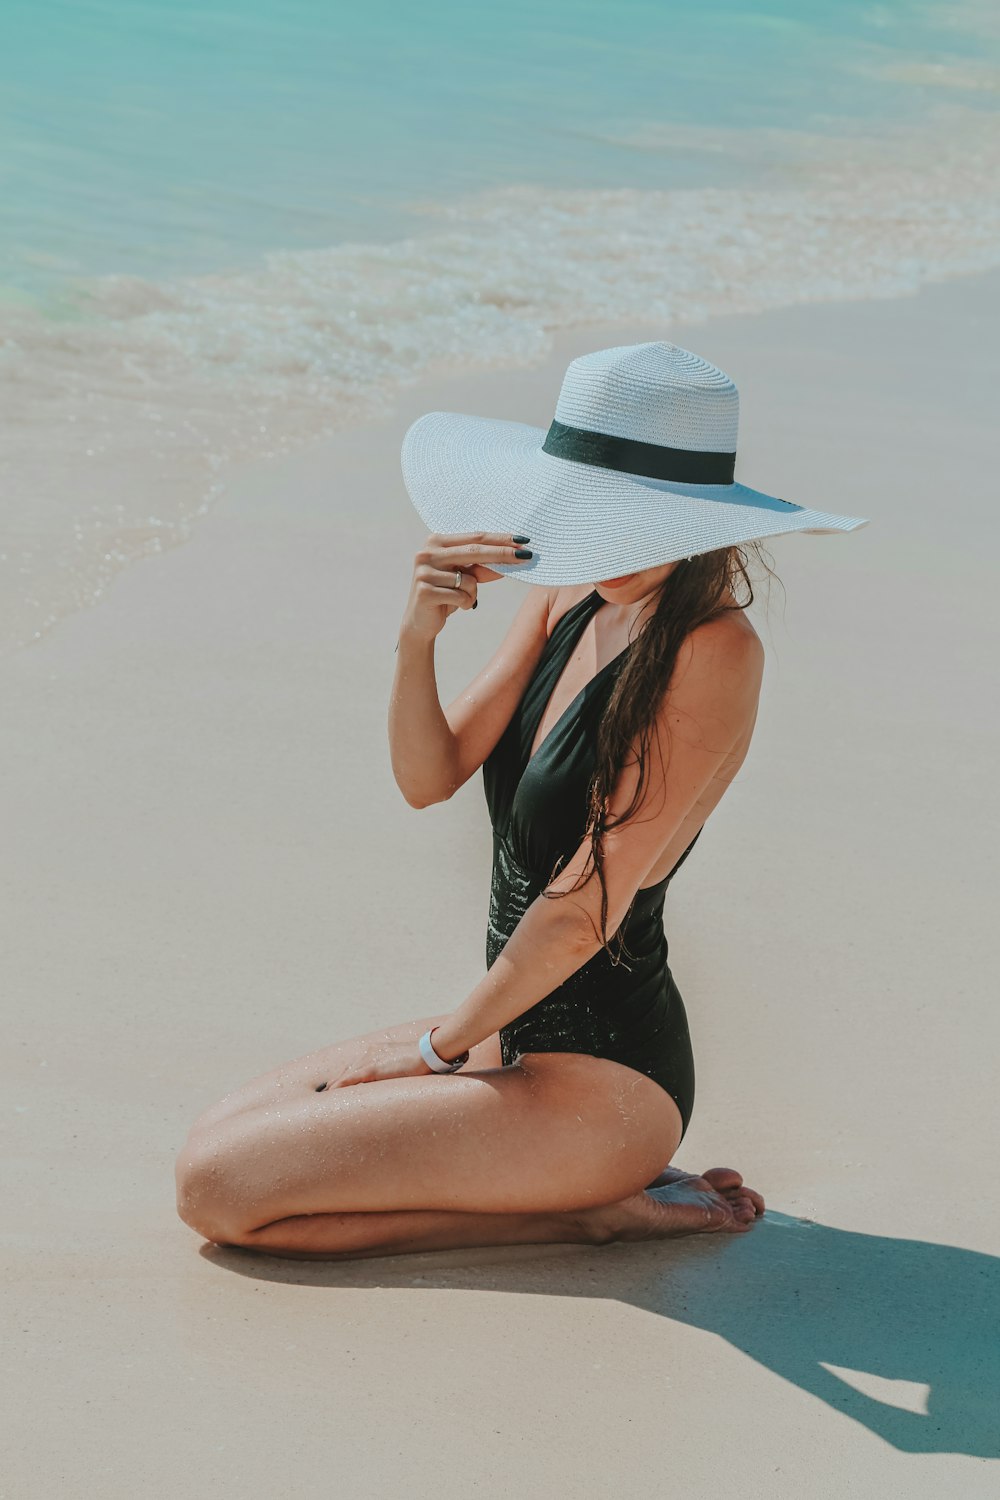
[3,269,999,1494]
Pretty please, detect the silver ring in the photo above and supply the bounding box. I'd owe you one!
[453,569,462,589]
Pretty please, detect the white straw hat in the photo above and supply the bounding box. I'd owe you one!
[400,341,870,585]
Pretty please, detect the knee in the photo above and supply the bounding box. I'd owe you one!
[174,1132,247,1245]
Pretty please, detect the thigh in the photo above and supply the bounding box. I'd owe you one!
[178,1051,682,1239]
[186,1014,504,1137]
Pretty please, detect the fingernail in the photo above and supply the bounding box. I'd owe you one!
[512,534,530,544]
[472,599,478,609]
[514,548,532,559]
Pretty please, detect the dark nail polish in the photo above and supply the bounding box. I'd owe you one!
[514,548,532,559]
[512,534,530,544]
[472,599,478,609]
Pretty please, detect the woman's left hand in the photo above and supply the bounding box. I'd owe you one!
[326,1039,436,1088]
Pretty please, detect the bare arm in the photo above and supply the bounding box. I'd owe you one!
[388,531,549,808]
[388,631,458,808]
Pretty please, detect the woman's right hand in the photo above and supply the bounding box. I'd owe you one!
[400,531,533,644]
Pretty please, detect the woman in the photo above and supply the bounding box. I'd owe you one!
[176,342,869,1260]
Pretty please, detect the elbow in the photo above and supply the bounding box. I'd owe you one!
[390,760,449,808]
[536,887,637,961]
[401,785,453,810]
[403,791,437,810]
[389,735,464,810]
[399,784,433,809]
[391,747,465,808]
[536,894,606,957]
[398,764,463,809]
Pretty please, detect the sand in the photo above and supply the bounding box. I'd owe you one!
[3,270,998,1495]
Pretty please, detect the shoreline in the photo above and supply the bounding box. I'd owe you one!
[4,267,999,1493]
[6,141,1000,654]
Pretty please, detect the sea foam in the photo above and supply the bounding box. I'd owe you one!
[2,114,998,651]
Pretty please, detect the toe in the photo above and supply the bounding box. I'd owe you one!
[704,1200,736,1231]
[701,1166,744,1192]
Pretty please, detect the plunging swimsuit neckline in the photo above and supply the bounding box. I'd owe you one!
[482,585,700,1140]
[523,589,636,777]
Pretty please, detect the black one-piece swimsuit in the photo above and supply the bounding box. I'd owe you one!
[482,588,700,1143]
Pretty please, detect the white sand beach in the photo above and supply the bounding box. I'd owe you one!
[3,269,999,1494]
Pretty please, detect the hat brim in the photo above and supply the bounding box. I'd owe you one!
[401,411,870,587]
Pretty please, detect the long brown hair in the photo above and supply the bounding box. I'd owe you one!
[539,542,780,961]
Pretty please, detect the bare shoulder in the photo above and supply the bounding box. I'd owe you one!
[543,583,593,636]
[663,607,764,742]
[687,605,764,675]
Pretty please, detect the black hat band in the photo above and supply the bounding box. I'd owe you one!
[542,418,736,486]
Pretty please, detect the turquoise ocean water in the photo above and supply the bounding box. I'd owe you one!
[3,0,1000,646]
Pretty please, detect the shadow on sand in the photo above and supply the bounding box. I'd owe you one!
[205,1209,999,1457]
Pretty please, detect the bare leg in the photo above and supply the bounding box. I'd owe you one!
[186,1011,499,1136]
[177,1050,686,1240]
[231,1206,596,1260]
[212,1167,764,1261]
[178,1033,765,1262]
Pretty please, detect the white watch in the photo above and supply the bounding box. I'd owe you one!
[419,1027,470,1074]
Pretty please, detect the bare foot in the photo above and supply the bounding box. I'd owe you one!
[581,1167,765,1244]
[646,1164,765,1220]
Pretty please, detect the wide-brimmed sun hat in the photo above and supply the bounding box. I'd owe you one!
[400,341,870,586]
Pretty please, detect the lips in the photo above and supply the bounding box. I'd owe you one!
[599,572,636,587]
